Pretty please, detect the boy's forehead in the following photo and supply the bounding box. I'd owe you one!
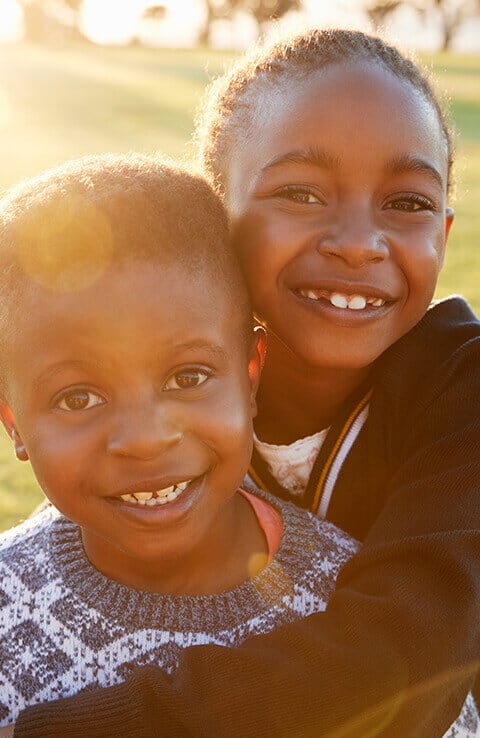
[10,261,246,362]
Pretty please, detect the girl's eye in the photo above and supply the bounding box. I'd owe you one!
[385,194,435,212]
[274,185,322,204]
[164,369,210,391]
[57,390,105,412]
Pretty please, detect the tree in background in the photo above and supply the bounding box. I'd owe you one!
[142,5,168,21]
[246,0,302,34]
[19,0,83,43]
[367,0,402,30]
[366,0,480,49]
[419,0,480,50]
[199,0,302,45]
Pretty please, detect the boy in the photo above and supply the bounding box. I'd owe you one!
[0,154,359,725]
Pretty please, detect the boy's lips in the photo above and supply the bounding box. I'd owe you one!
[119,480,191,507]
[110,476,203,508]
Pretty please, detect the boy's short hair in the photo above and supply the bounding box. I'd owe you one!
[0,153,253,384]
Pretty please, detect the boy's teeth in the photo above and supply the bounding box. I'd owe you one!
[157,485,174,498]
[119,480,192,506]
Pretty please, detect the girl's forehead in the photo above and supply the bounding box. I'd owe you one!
[226,61,448,208]
[252,61,440,137]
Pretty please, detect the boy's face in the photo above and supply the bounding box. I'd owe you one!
[226,62,454,372]
[0,261,262,589]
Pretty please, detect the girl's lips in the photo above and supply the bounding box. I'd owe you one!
[296,288,387,310]
[291,287,396,324]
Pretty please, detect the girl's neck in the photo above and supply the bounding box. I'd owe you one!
[255,339,371,445]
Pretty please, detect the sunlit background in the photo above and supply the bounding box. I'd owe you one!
[0,0,479,48]
[0,0,479,530]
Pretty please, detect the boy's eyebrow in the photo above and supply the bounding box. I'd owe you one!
[171,341,230,361]
[33,344,230,390]
[385,154,444,189]
[33,360,99,390]
[261,146,339,173]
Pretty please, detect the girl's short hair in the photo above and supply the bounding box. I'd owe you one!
[195,28,454,194]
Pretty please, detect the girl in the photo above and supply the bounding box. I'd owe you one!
[13,29,480,738]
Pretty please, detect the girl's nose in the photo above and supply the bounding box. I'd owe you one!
[107,403,183,460]
[316,212,389,268]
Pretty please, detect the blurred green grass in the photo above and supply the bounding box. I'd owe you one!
[0,42,478,532]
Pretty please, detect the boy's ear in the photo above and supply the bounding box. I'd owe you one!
[0,400,29,462]
[248,325,266,417]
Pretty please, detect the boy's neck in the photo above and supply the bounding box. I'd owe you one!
[255,340,371,446]
[81,491,267,596]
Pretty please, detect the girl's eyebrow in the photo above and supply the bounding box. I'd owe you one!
[261,147,340,173]
[261,149,444,190]
[385,154,444,189]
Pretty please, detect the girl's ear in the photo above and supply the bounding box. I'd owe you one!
[248,325,266,417]
[445,207,454,241]
[0,401,29,462]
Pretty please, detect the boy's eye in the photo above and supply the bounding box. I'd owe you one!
[57,390,105,411]
[274,185,322,204]
[385,194,435,212]
[164,369,210,391]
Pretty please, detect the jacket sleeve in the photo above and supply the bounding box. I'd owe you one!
[14,349,480,738]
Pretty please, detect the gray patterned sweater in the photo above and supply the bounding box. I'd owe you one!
[0,491,358,725]
[0,493,477,736]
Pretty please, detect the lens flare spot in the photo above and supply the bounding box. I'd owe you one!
[15,194,114,292]
[248,551,269,578]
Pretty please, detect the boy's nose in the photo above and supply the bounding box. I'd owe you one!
[316,211,388,268]
[107,403,183,460]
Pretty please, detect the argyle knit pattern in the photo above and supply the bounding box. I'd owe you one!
[0,491,359,725]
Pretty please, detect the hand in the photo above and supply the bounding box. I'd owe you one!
[0,726,14,737]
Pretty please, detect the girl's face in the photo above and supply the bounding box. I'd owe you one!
[226,62,453,372]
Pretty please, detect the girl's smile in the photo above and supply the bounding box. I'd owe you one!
[228,62,453,376]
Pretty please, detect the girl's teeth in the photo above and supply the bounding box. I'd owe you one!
[133,492,152,501]
[330,293,349,308]
[328,293,384,310]
[348,295,367,310]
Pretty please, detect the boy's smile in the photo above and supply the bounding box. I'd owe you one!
[227,62,453,373]
[1,261,263,593]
